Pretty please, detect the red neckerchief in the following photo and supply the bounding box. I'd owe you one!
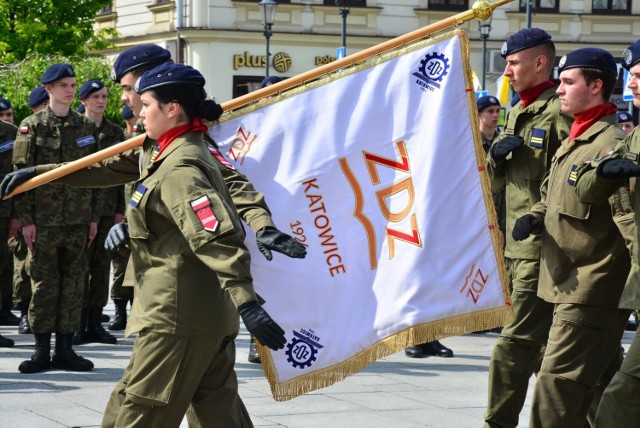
[155,118,209,160]
[569,102,617,142]
[518,79,557,108]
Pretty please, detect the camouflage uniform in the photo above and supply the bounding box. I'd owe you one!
[574,125,640,427]
[12,106,99,334]
[526,113,633,427]
[0,121,17,319]
[85,119,125,309]
[484,88,571,428]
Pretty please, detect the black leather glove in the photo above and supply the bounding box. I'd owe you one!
[256,226,307,261]
[512,214,542,241]
[489,136,525,161]
[596,158,640,179]
[0,167,37,199]
[238,301,286,351]
[104,223,129,252]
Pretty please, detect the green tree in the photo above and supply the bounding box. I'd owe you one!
[0,0,116,63]
[0,54,125,127]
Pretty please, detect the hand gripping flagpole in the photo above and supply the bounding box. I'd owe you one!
[3,0,510,200]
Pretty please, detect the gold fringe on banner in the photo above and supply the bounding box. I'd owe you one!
[245,29,513,402]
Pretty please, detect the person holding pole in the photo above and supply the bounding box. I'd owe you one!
[483,28,572,427]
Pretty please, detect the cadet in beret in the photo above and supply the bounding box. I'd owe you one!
[573,38,640,428]
[73,79,123,346]
[0,98,15,125]
[618,110,635,134]
[110,44,306,364]
[12,63,99,374]
[27,86,49,113]
[513,47,633,427]
[1,62,288,427]
[484,28,573,428]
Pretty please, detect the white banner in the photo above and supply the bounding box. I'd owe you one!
[211,30,510,400]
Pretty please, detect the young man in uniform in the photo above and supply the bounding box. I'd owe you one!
[0,98,15,124]
[573,38,640,428]
[12,86,49,337]
[513,47,633,427]
[12,64,100,373]
[484,28,572,428]
[0,118,18,347]
[73,79,124,345]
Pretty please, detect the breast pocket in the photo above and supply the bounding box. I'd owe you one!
[127,180,157,240]
[35,134,60,150]
[513,127,550,181]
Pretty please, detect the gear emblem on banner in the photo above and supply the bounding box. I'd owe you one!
[419,52,450,82]
[285,337,318,369]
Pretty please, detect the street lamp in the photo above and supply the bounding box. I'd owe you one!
[478,14,493,90]
[335,0,350,57]
[259,0,278,77]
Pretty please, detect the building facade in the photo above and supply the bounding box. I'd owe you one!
[96,0,639,107]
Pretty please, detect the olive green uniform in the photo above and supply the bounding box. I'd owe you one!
[574,125,640,427]
[481,130,506,235]
[12,107,99,334]
[0,121,17,311]
[484,88,571,428]
[47,132,257,427]
[85,119,125,308]
[526,114,633,427]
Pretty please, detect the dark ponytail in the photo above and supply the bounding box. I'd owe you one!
[197,99,223,122]
[150,85,222,122]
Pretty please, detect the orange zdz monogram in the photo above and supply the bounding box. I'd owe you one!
[460,263,488,304]
[226,126,257,165]
[339,140,423,270]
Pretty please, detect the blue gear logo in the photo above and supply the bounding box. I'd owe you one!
[286,337,318,369]
[419,52,450,82]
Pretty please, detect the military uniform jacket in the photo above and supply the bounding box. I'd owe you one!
[575,126,640,310]
[0,121,17,219]
[487,88,571,259]
[530,114,634,308]
[96,119,126,217]
[47,132,259,337]
[12,106,100,226]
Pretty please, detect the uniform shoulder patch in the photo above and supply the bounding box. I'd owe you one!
[208,147,235,170]
[190,195,219,232]
[19,126,29,134]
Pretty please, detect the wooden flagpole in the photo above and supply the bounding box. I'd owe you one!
[3,0,511,199]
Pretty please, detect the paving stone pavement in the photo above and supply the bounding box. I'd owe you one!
[0,302,634,428]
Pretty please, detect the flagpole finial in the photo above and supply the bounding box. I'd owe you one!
[472,0,493,21]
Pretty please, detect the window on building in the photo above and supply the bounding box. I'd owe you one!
[519,0,559,12]
[98,3,113,14]
[428,0,467,10]
[593,0,630,13]
[323,1,367,6]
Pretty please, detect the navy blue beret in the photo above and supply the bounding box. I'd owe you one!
[111,45,172,83]
[477,95,500,112]
[135,63,205,94]
[501,28,552,58]
[0,98,12,111]
[77,104,85,114]
[41,63,76,84]
[121,104,134,120]
[622,39,640,71]
[260,76,284,88]
[618,111,633,123]
[558,47,617,76]
[79,79,105,100]
[28,86,49,108]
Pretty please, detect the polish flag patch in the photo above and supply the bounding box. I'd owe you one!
[190,195,219,232]
[19,126,29,134]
